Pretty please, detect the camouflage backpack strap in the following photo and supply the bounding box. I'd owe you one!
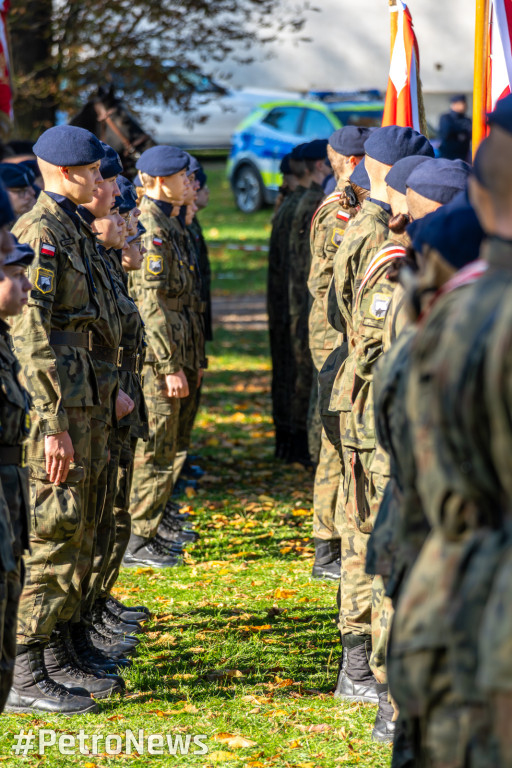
[355,243,407,310]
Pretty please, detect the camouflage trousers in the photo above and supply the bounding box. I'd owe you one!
[130,364,179,539]
[17,407,92,645]
[313,426,342,541]
[336,442,392,682]
[0,557,22,712]
[307,381,322,465]
[71,410,110,621]
[172,367,200,485]
[101,434,137,597]
[290,314,314,435]
[269,318,294,433]
[84,423,131,610]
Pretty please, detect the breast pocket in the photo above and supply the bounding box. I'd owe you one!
[56,249,90,311]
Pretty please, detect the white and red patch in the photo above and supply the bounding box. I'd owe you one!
[152,237,163,247]
[40,243,56,257]
[336,210,350,222]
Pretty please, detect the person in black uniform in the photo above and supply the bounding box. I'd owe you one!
[438,94,472,161]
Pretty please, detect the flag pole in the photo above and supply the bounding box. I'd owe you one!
[389,0,398,60]
[473,0,490,156]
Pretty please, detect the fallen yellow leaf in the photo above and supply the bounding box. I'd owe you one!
[209,750,238,762]
[213,733,257,748]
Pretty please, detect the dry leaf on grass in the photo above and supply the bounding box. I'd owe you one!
[213,733,257,748]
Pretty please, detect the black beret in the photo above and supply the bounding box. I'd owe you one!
[4,235,35,267]
[115,176,138,213]
[385,155,430,195]
[301,139,329,160]
[364,126,434,165]
[328,126,371,157]
[349,159,370,191]
[136,145,190,177]
[407,196,484,270]
[185,153,201,176]
[291,143,308,160]
[0,163,31,188]
[280,154,292,175]
[99,142,123,179]
[0,181,14,227]
[406,158,471,204]
[487,93,512,134]
[33,126,105,166]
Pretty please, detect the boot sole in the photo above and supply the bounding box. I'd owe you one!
[311,567,341,582]
[371,728,394,743]
[334,691,379,704]
[122,559,180,569]
[5,701,99,715]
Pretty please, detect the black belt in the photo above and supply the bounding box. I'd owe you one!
[120,352,142,373]
[0,445,24,466]
[50,331,122,367]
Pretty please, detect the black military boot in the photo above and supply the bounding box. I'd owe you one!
[5,644,98,715]
[91,600,142,636]
[311,538,341,581]
[70,622,132,672]
[87,624,138,657]
[157,516,199,544]
[163,500,191,523]
[106,595,151,622]
[334,634,380,704]
[123,534,181,568]
[372,689,396,742]
[44,624,124,699]
[152,533,184,555]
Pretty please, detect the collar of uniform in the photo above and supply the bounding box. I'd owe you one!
[369,197,392,214]
[0,318,9,337]
[77,205,96,227]
[362,198,392,223]
[145,196,174,218]
[45,191,78,215]
[482,236,512,270]
[141,196,176,235]
[35,192,82,239]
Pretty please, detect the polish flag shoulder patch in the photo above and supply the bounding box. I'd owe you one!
[40,243,56,257]
[153,236,163,247]
[336,210,350,222]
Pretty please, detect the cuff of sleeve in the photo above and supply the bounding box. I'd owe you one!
[154,360,181,375]
[39,414,70,436]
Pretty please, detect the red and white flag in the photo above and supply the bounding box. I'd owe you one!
[487,0,512,112]
[382,1,423,132]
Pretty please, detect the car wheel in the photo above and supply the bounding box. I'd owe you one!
[233,165,264,213]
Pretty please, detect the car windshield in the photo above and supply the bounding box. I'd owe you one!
[330,108,383,127]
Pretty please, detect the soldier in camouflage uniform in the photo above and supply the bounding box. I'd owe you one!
[288,139,331,466]
[267,145,309,460]
[308,127,369,581]
[8,126,107,715]
[126,145,192,568]
[330,127,434,741]
[0,226,34,713]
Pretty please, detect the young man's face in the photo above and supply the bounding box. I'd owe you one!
[160,169,190,206]
[7,185,36,217]
[93,211,125,249]
[196,185,210,210]
[122,239,145,272]
[87,176,120,218]
[62,161,103,205]
[0,228,14,280]
[0,263,32,318]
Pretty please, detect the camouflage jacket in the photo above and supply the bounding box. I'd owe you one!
[0,321,31,563]
[288,181,324,327]
[329,201,390,416]
[130,196,187,374]
[188,216,213,342]
[11,192,100,435]
[78,214,123,427]
[169,216,206,371]
[307,185,352,370]
[105,248,148,439]
[267,185,308,330]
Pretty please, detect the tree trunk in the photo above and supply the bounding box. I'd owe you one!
[9,0,55,139]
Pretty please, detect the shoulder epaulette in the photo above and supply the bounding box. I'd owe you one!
[355,244,407,308]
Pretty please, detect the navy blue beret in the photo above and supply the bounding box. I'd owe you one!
[385,156,430,195]
[185,153,201,176]
[0,163,31,188]
[406,158,471,204]
[99,142,123,179]
[450,93,467,104]
[195,168,207,189]
[323,174,337,195]
[364,126,434,165]
[115,176,138,213]
[291,143,307,160]
[472,138,490,189]
[127,221,146,244]
[136,145,189,177]
[280,153,292,175]
[487,93,512,133]
[407,197,484,270]
[33,126,105,166]
[133,173,142,187]
[349,159,370,191]
[0,181,14,227]
[329,126,371,157]
[4,235,35,267]
[302,139,328,160]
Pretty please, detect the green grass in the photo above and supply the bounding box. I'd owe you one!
[200,163,272,296]
[0,168,392,767]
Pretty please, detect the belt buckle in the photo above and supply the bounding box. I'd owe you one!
[117,346,124,368]
[88,331,94,352]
